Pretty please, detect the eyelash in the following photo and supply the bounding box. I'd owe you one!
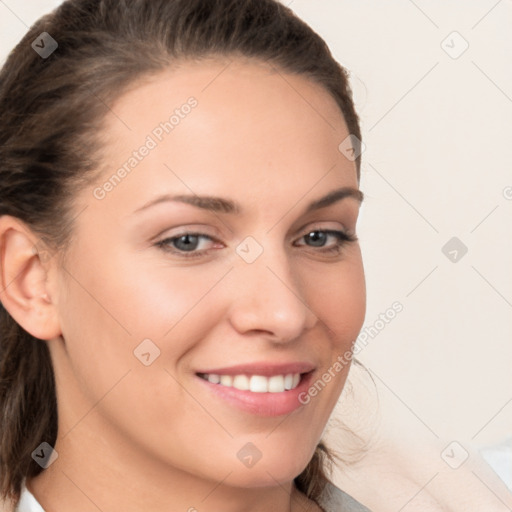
[154,228,358,259]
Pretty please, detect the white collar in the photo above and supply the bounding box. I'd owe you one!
[15,483,45,512]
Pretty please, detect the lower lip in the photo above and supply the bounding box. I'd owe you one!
[196,372,314,417]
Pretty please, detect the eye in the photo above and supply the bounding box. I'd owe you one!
[155,232,219,258]
[154,228,358,259]
[295,229,358,255]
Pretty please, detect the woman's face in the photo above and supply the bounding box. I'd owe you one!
[48,58,366,488]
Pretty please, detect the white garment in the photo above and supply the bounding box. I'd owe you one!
[479,437,512,492]
[15,481,372,512]
[14,485,44,512]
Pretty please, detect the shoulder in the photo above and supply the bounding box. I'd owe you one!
[318,482,373,512]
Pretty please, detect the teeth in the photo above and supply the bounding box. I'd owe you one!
[250,375,268,393]
[207,374,220,384]
[232,374,250,391]
[268,375,284,393]
[201,372,302,393]
[220,375,233,387]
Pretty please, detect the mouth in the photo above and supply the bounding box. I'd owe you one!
[194,365,315,417]
[197,372,302,393]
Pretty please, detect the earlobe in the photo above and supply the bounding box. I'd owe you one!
[0,215,61,340]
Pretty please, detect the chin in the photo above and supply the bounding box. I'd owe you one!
[225,455,311,489]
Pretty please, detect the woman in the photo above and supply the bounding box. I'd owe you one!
[0,0,371,510]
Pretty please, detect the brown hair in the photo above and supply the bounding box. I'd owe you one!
[0,0,363,506]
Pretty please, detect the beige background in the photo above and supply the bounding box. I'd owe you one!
[1,0,510,488]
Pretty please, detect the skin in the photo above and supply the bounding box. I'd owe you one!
[0,58,365,512]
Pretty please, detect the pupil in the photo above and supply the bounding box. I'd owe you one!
[308,231,326,247]
[176,234,198,251]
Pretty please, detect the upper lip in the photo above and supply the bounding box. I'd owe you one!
[195,361,316,377]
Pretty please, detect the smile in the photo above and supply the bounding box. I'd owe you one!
[197,373,302,393]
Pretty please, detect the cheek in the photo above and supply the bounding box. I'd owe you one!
[56,242,233,409]
[64,239,225,338]
[305,253,366,348]
[55,251,228,453]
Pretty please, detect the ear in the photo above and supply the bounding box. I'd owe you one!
[0,215,61,340]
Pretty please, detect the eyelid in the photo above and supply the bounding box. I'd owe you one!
[296,221,355,238]
[150,224,221,243]
[313,219,350,229]
[154,220,353,244]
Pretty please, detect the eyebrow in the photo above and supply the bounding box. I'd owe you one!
[132,186,364,216]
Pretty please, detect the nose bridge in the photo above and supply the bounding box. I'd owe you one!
[228,235,316,340]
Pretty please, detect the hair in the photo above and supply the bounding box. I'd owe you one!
[0,0,363,506]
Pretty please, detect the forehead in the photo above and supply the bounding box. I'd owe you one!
[102,57,351,150]
[87,58,357,216]
[108,57,347,128]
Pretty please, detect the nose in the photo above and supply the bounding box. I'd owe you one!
[227,243,318,343]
